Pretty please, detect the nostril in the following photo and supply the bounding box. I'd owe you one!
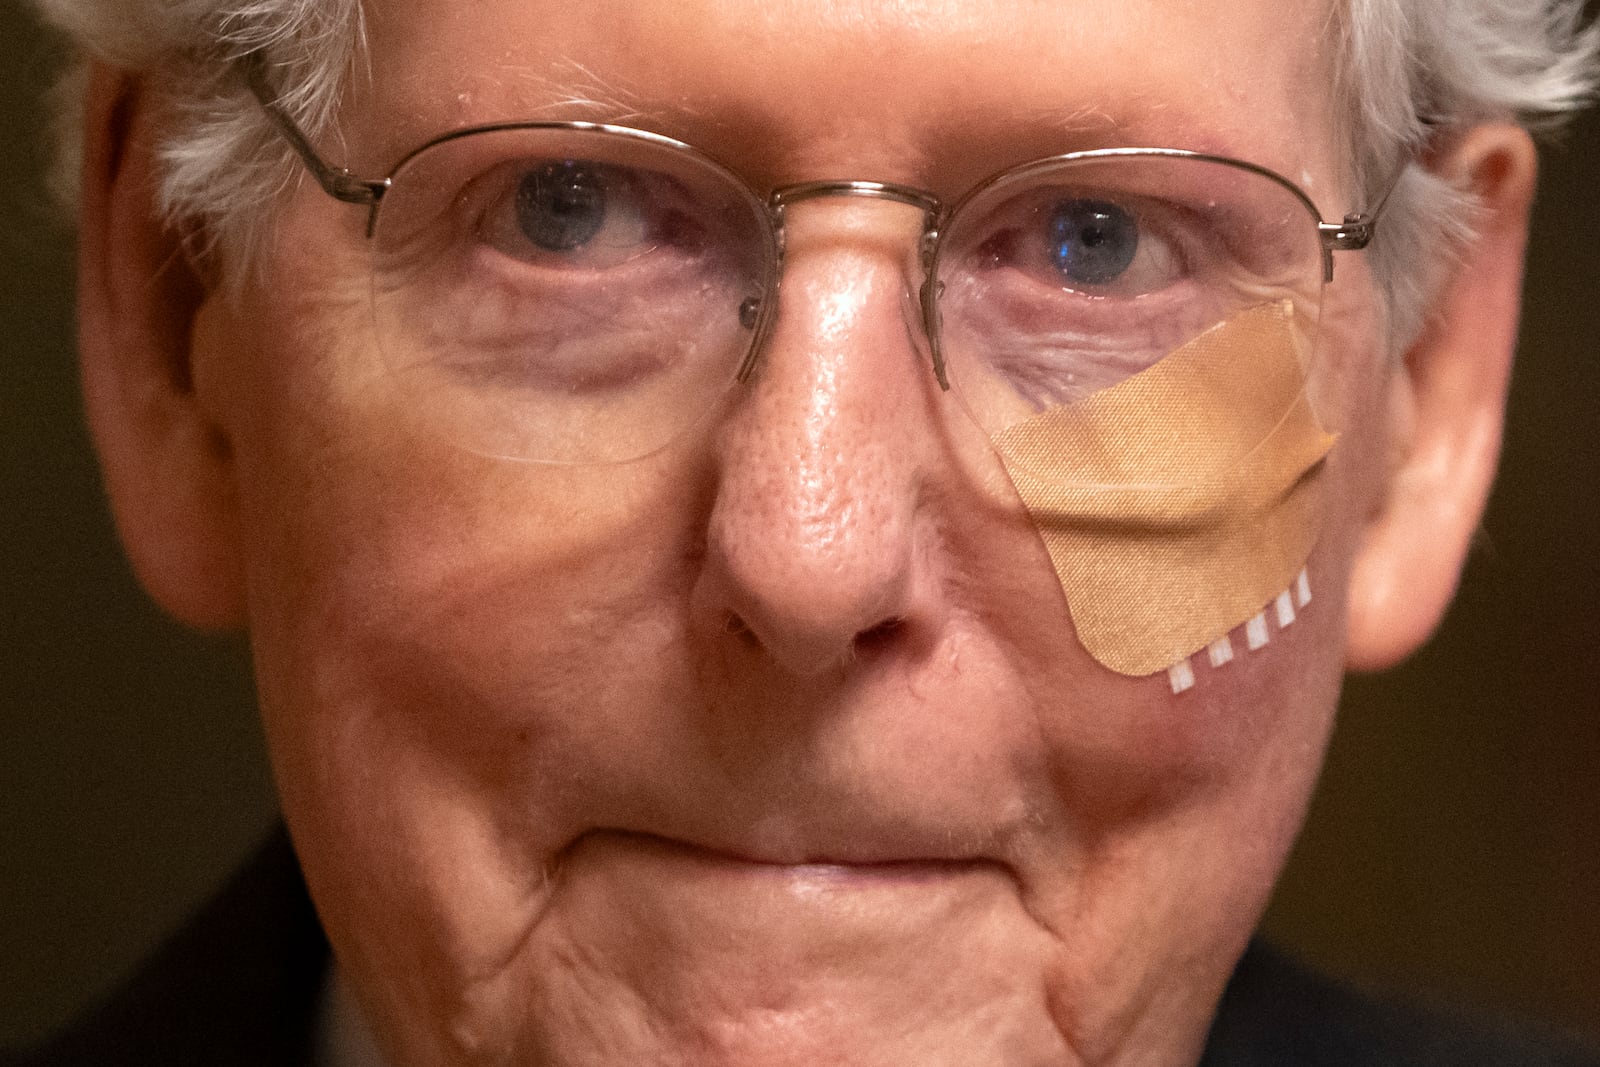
[853,616,906,655]
[724,613,756,644]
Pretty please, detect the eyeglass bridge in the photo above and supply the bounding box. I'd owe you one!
[743,180,951,389]
[764,179,945,258]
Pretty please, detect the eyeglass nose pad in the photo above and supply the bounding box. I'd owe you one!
[739,277,946,390]
[737,267,936,389]
[738,296,762,331]
[919,275,950,391]
[735,289,775,383]
[732,207,789,384]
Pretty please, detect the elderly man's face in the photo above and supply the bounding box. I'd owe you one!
[179,0,1392,1063]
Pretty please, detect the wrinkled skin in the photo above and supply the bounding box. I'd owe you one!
[81,0,1535,1063]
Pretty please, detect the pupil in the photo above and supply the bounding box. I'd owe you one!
[516,161,607,251]
[1048,199,1137,286]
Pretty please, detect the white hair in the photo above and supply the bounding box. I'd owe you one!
[30,0,365,267]
[1337,0,1600,343]
[25,0,1600,345]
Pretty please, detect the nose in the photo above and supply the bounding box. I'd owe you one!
[692,201,937,677]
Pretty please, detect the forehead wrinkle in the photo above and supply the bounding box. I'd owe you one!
[742,0,1029,49]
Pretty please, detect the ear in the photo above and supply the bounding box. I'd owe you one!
[78,63,246,629]
[1345,124,1538,671]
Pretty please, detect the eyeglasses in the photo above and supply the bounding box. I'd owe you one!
[243,53,1389,466]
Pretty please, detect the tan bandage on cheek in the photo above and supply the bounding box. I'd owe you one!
[989,301,1337,684]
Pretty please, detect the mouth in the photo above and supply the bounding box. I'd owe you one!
[540,828,1024,963]
[559,828,1014,898]
[585,828,997,881]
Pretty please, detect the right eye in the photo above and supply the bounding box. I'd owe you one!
[474,157,682,270]
[514,160,611,251]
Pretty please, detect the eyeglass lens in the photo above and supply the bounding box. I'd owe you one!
[365,127,1326,467]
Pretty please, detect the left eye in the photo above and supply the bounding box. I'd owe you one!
[1047,199,1140,287]
[972,192,1187,300]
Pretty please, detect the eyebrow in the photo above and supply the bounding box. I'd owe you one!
[469,59,708,127]
[378,64,1287,198]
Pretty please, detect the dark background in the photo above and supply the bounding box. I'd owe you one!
[2,4,1596,1050]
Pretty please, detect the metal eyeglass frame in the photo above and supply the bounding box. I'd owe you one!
[241,49,1395,391]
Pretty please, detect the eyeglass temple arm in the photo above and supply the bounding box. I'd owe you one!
[240,51,390,208]
[1318,216,1376,252]
[1314,160,1406,280]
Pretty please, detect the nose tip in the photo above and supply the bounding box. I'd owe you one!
[702,443,920,676]
[693,229,933,677]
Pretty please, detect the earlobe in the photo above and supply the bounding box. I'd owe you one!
[1345,124,1538,671]
[78,63,246,629]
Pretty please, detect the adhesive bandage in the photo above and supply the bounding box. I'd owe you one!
[990,302,1336,681]
[1165,568,1311,693]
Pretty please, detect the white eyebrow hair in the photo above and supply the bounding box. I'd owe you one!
[511,61,1119,135]
[1009,101,1123,134]
[488,58,712,126]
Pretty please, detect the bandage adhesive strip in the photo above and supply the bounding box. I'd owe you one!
[990,301,1337,678]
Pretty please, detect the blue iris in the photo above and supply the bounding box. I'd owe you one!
[1048,199,1138,286]
[516,161,607,251]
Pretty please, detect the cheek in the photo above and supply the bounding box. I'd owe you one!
[237,414,713,804]
[1314,274,1400,551]
[1001,577,1347,829]
[1086,276,1395,806]
[232,384,728,1054]
[214,226,702,757]
[213,254,720,956]
[932,409,1348,831]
